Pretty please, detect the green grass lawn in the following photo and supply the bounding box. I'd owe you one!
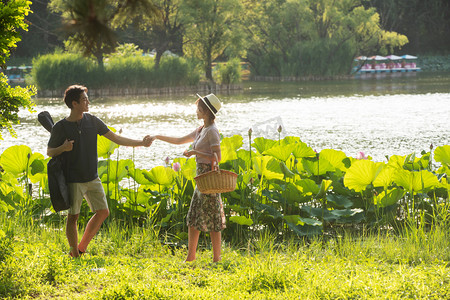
[1,217,450,299]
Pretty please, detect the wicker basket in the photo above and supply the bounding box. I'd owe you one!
[194,153,238,194]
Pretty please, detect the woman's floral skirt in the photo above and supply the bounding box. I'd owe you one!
[186,163,226,232]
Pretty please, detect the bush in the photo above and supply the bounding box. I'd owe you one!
[214,58,242,84]
[32,52,200,91]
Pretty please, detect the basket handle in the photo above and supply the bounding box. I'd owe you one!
[213,152,220,173]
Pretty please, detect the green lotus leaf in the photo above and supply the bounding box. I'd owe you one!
[0,145,32,175]
[284,215,322,227]
[301,156,334,176]
[221,135,243,163]
[236,149,255,165]
[403,152,430,171]
[281,136,301,146]
[99,159,134,183]
[387,155,405,169]
[292,142,316,158]
[343,160,384,192]
[373,165,396,188]
[374,188,405,207]
[230,215,253,226]
[252,137,277,154]
[295,179,319,195]
[326,194,353,208]
[143,166,176,187]
[181,157,196,180]
[435,145,450,167]
[316,179,333,198]
[393,169,440,193]
[263,143,295,162]
[439,176,449,190]
[283,182,308,204]
[252,156,283,180]
[279,161,295,179]
[319,149,348,171]
[128,168,152,185]
[98,126,119,158]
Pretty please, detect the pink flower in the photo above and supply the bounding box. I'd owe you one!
[356,152,368,160]
[164,156,170,165]
[172,162,181,172]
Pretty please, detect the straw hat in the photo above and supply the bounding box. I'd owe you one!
[196,93,222,116]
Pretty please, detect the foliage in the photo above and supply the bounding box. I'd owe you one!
[0,0,32,67]
[1,131,448,244]
[242,0,408,77]
[0,73,36,140]
[214,58,242,85]
[1,214,450,299]
[49,0,159,68]
[31,51,200,90]
[181,0,244,82]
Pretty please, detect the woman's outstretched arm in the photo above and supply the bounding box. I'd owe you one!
[155,131,196,145]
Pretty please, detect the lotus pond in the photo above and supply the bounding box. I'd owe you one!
[0,73,449,242]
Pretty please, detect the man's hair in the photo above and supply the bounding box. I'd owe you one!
[196,98,216,121]
[64,85,88,108]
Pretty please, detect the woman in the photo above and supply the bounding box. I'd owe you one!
[153,93,226,262]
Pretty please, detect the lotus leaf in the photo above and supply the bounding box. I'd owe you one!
[143,166,176,187]
[0,145,32,175]
[326,194,353,208]
[373,165,396,188]
[393,169,440,193]
[330,208,363,217]
[281,136,301,146]
[263,143,295,162]
[374,188,405,207]
[236,149,255,165]
[252,156,284,180]
[287,222,323,236]
[435,145,450,168]
[279,161,295,179]
[403,152,430,171]
[295,179,319,195]
[252,137,277,154]
[319,149,348,171]
[301,156,334,176]
[221,135,243,163]
[283,182,308,204]
[301,205,337,221]
[343,160,384,192]
[387,155,405,169]
[98,127,119,158]
[181,157,196,180]
[316,179,332,198]
[230,215,253,226]
[99,159,134,183]
[292,142,316,158]
[129,168,152,185]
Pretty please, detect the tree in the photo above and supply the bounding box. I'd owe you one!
[242,0,408,77]
[142,0,184,70]
[0,0,36,140]
[181,0,244,85]
[50,0,159,69]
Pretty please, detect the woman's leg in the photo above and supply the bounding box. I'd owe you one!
[186,226,201,261]
[210,231,221,262]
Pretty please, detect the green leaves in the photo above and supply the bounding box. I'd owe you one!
[344,160,384,192]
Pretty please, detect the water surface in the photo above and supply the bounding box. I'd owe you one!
[2,72,449,169]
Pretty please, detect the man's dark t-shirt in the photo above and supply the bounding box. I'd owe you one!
[48,113,110,183]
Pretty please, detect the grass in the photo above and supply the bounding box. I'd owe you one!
[1,215,450,299]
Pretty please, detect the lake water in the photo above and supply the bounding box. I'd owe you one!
[1,72,449,170]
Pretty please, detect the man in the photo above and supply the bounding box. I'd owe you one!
[47,85,153,257]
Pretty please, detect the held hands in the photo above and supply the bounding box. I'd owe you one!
[143,135,156,147]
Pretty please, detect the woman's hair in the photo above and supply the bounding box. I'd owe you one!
[196,98,216,121]
[64,85,88,108]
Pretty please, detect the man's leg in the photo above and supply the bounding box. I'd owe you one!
[66,214,79,257]
[186,226,201,262]
[210,231,222,262]
[78,208,109,253]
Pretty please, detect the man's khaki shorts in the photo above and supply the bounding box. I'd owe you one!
[68,177,108,215]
